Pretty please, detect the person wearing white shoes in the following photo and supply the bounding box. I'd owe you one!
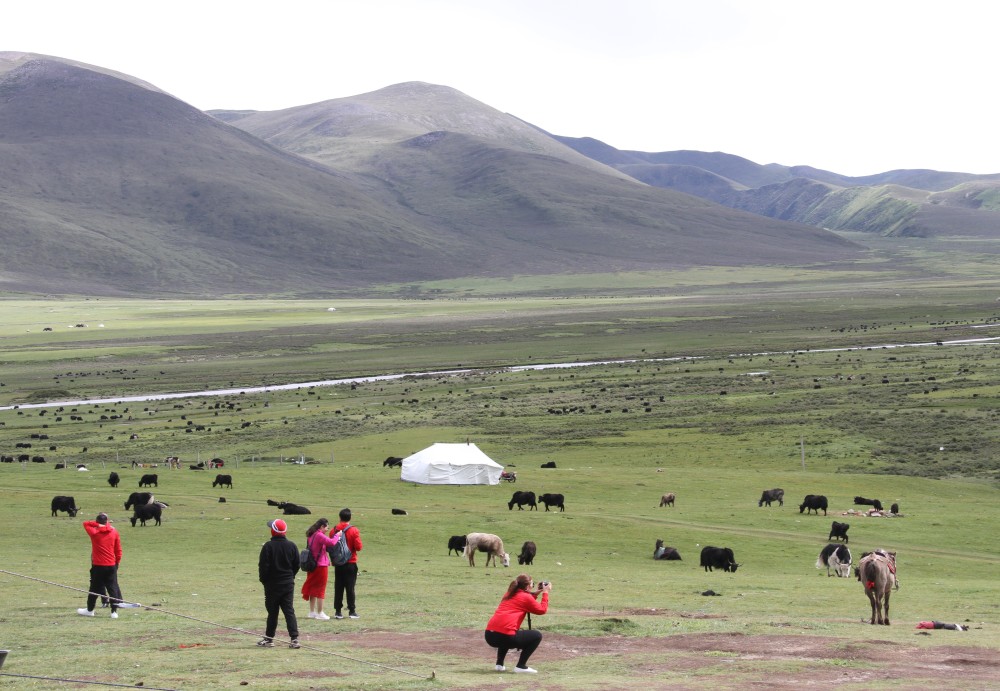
[300,518,342,621]
[78,512,122,619]
[484,574,550,674]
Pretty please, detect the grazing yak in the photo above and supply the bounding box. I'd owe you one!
[508,491,537,511]
[857,549,896,625]
[799,494,828,515]
[854,496,884,511]
[654,539,682,560]
[540,461,557,469]
[659,492,676,508]
[51,496,79,517]
[758,488,784,507]
[517,541,537,565]
[464,533,510,568]
[212,474,233,489]
[828,521,850,543]
[383,456,403,468]
[890,502,899,514]
[447,535,467,556]
[107,472,120,488]
[130,503,162,527]
[138,473,158,488]
[538,493,565,512]
[816,543,853,577]
[280,502,311,515]
[124,492,155,510]
[700,546,740,573]
[391,508,408,515]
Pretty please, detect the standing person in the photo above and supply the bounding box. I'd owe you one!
[484,574,551,673]
[300,518,341,620]
[78,512,122,619]
[332,508,363,620]
[257,518,301,649]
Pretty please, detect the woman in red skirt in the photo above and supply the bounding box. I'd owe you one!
[301,518,342,620]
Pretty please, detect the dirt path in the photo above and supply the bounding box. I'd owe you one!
[297,628,999,689]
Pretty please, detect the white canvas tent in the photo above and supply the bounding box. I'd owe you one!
[400,442,503,485]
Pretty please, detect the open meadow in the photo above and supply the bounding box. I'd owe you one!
[1,263,999,689]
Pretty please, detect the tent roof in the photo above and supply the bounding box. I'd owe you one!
[400,442,503,485]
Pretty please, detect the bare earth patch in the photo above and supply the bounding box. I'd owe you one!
[295,628,1000,690]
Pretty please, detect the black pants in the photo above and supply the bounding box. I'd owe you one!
[263,585,298,640]
[101,566,123,607]
[86,564,118,613]
[485,629,542,668]
[333,563,358,614]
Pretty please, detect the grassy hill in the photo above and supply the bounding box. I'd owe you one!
[553,135,1000,240]
[0,54,863,296]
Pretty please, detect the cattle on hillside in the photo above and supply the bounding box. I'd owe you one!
[51,495,79,517]
[464,533,510,568]
[124,492,155,510]
[107,472,120,488]
[447,535,467,556]
[654,539,682,560]
[540,461,557,468]
[659,492,676,508]
[700,546,739,573]
[279,502,311,515]
[828,521,850,543]
[517,541,536,565]
[890,503,899,514]
[383,456,403,468]
[758,488,784,507]
[508,491,537,511]
[138,474,158,487]
[538,493,565,512]
[212,474,233,489]
[854,496,884,511]
[130,502,162,527]
[799,494,828,515]
[816,543,852,577]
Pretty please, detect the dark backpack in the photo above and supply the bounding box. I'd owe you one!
[328,527,353,567]
[299,535,317,572]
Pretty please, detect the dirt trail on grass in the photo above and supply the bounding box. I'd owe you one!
[315,628,999,689]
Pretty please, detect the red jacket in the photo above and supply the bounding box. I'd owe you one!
[485,589,549,635]
[83,521,122,566]
[334,523,362,564]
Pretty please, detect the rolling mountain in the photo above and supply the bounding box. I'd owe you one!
[0,53,861,296]
[552,135,1000,239]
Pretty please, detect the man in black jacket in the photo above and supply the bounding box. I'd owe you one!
[257,518,301,648]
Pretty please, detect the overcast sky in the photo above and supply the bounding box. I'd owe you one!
[4,0,997,176]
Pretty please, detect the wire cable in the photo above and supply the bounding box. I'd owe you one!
[0,568,435,681]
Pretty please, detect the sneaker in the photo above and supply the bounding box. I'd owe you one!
[315,612,330,620]
[514,666,537,674]
[334,611,344,619]
[349,612,360,619]
[288,639,301,649]
[256,638,274,648]
[307,612,318,619]
[110,611,118,619]
[77,608,94,617]
[495,665,506,672]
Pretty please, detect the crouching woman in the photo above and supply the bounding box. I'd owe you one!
[484,574,551,674]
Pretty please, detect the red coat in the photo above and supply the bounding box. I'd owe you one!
[485,590,549,635]
[83,521,122,566]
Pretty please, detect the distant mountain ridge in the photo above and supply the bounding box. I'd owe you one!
[1,53,863,295]
[551,135,1000,238]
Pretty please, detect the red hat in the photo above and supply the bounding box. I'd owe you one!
[267,518,287,536]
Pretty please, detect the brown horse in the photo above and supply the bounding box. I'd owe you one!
[858,550,896,625]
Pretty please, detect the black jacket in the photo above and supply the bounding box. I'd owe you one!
[258,535,300,588]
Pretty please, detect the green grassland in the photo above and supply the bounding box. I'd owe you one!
[1,272,999,688]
